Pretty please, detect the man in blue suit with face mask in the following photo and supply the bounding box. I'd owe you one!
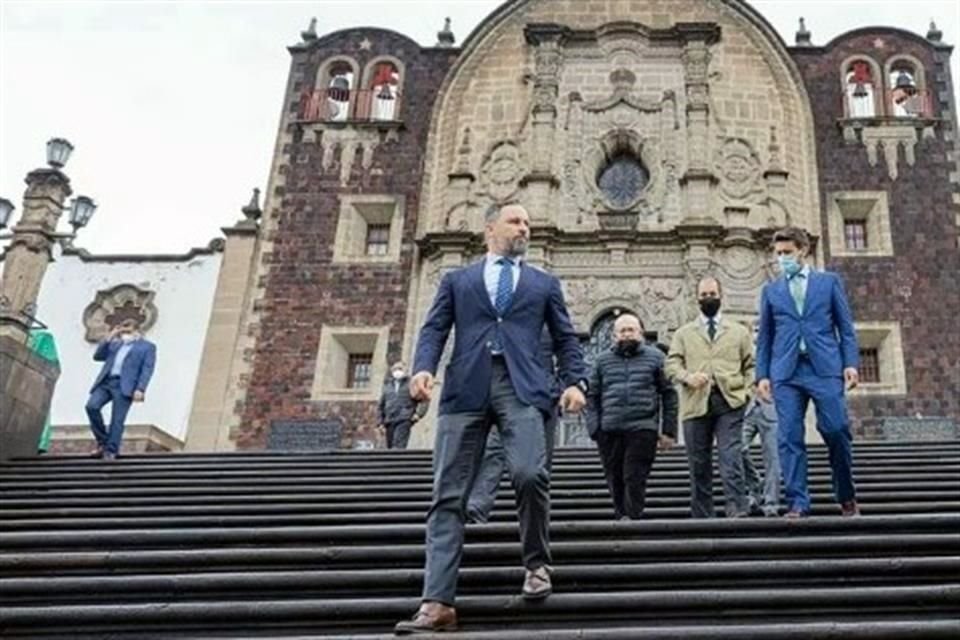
[86,319,157,460]
[755,227,861,518]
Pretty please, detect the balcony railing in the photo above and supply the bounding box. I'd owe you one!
[844,89,935,120]
[298,88,404,123]
[885,89,935,119]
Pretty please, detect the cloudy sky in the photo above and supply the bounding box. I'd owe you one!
[1,0,958,254]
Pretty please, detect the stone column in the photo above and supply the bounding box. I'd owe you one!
[678,25,720,222]
[183,197,262,451]
[0,169,72,343]
[523,25,566,226]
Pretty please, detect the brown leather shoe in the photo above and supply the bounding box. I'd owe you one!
[394,602,458,635]
[90,445,104,459]
[840,500,861,517]
[522,565,553,600]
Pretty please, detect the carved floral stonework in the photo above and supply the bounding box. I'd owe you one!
[82,284,158,342]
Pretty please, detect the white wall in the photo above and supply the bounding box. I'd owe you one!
[6,244,222,442]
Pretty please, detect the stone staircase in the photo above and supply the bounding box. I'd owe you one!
[1,440,958,638]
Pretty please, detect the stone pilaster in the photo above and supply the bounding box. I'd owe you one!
[0,169,71,342]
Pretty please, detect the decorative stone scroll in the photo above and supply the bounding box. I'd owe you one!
[82,284,158,343]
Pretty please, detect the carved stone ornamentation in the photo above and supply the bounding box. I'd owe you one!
[82,284,159,342]
[317,127,400,185]
[852,124,935,181]
[480,141,526,203]
[715,137,765,202]
[563,276,688,334]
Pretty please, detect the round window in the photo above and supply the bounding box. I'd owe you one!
[597,155,649,209]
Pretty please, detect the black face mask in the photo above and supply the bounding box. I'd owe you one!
[699,297,721,318]
[616,339,641,356]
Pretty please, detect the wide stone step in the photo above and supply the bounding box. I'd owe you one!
[4,557,959,604]
[1,440,956,637]
[2,585,958,637]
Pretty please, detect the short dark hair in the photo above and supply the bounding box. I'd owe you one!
[696,275,723,296]
[484,200,523,224]
[773,226,810,249]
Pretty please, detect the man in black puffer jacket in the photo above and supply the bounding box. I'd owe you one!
[586,313,679,520]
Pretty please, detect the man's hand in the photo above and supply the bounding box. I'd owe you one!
[108,326,123,340]
[133,391,145,403]
[757,379,772,402]
[686,372,710,390]
[844,367,860,391]
[409,372,434,402]
[560,386,586,413]
[657,435,676,451]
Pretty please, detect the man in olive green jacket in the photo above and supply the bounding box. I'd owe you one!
[666,276,755,518]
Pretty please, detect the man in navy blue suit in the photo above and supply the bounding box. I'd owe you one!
[394,203,588,635]
[86,319,157,460]
[756,227,861,518]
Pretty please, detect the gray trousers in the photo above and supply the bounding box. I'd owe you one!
[385,420,412,449]
[741,414,781,515]
[422,359,551,605]
[683,395,748,518]
[466,408,558,524]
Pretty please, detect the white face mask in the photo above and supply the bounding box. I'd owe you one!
[392,370,405,380]
[120,333,135,343]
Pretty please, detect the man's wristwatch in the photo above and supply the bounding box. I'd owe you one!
[576,378,589,394]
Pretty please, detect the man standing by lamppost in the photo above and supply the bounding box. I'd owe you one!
[0,138,97,460]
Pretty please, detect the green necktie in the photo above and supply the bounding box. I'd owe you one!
[789,273,805,314]
[789,273,807,353]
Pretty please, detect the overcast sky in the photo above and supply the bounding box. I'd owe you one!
[1,0,958,255]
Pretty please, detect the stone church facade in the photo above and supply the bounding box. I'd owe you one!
[211,0,959,451]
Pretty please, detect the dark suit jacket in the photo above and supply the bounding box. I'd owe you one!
[91,338,157,398]
[412,259,586,415]
[756,270,859,383]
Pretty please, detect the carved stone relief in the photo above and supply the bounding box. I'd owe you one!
[563,276,688,334]
[82,284,158,342]
[715,137,765,202]
[480,141,526,203]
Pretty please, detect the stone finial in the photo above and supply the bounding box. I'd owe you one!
[241,188,262,223]
[436,17,455,48]
[301,17,318,43]
[927,20,943,43]
[795,17,812,46]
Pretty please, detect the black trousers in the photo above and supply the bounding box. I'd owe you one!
[596,429,659,519]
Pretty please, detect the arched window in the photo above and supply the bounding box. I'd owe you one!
[324,61,355,122]
[888,61,922,118]
[366,60,402,121]
[844,60,877,118]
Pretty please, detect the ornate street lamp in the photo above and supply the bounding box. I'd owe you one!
[45,137,75,169]
[1,137,95,341]
[68,196,97,231]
